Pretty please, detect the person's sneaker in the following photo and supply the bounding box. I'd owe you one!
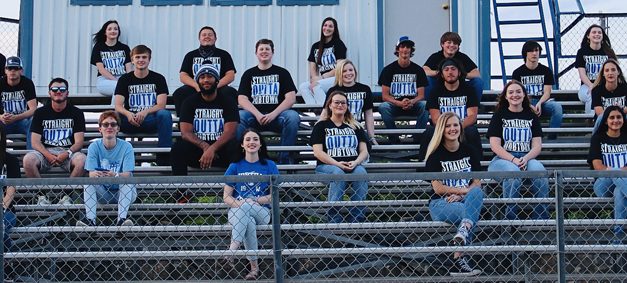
[37,196,51,205]
[453,224,470,246]
[450,257,482,277]
[117,218,133,226]
[57,195,72,205]
[176,190,193,204]
[76,218,96,227]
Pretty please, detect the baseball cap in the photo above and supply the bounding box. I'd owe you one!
[5,56,23,69]
[195,64,220,84]
[396,36,415,48]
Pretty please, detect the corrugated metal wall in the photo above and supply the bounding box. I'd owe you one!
[31,0,378,94]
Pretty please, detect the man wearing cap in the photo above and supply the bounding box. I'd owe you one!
[423,32,484,102]
[23,77,86,204]
[114,44,172,166]
[0,56,38,149]
[378,36,429,144]
[418,58,482,161]
[238,38,299,164]
[171,64,238,178]
[173,26,237,117]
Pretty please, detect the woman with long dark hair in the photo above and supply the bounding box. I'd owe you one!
[223,129,277,280]
[576,24,617,115]
[487,80,549,220]
[425,112,483,276]
[91,20,132,97]
[591,59,627,133]
[298,17,347,106]
[588,105,627,242]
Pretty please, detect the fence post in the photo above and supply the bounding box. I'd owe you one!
[0,177,5,281]
[270,175,284,283]
[554,170,566,283]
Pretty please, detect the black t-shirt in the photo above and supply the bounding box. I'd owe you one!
[378,61,428,100]
[591,83,627,109]
[179,47,236,79]
[423,50,478,73]
[486,108,542,153]
[426,82,478,121]
[425,143,482,200]
[588,131,627,169]
[30,103,85,148]
[326,83,374,121]
[115,71,169,113]
[307,38,347,75]
[310,120,366,166]
[90,41,131,77]
[238,65,296,114]
[180,89,239,144]
[511,63,555,97]
[0,76,36,115]
[575,45,610,83]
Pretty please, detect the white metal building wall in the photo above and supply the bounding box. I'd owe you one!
[31,0,378,94]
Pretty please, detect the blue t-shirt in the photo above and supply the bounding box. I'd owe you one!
[85,138,135,175]
[224,159,279,208]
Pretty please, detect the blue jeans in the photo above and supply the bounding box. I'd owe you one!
[83,184,137,222]
[228,203,271,261]
[5,117,32,149]
[530,98,563,140]
[120,109,173,147]
[593,176,627,236]
[316,164,369,223]
[3,210,16,251]
[429,186,484,242]
[425,76,483,103]
[487,154,549,220]
[378,100,427,144]
[238,109,300,164]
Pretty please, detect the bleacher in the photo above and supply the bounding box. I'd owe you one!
[5,90,625,281]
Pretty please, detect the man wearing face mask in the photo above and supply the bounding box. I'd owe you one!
[173,26,237,117]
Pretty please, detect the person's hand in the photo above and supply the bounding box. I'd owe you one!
[337,161,353,172]
[199,146,216,169]
[533,103,542,116]
[513,157,528,170]
[446,194,463,203]
[126,113,140,127]
[245,198,260,206]
[54,151,70,164]
[45,153,59,166]
[134,110,147,125]
[309,76,320,91]
[1,113,14,124]
[260,112,278,125]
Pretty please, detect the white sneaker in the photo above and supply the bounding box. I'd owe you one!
[57,195,72,205]
[453,224,470,246]
[37,196,51,205]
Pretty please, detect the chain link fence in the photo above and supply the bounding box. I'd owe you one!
[0,17,19,58]
[1,171,626,282]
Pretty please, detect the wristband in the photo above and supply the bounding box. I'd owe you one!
[67,150,74,159]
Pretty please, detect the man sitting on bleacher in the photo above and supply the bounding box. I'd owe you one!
[23,78,86,204]
[78,111,136,226]
[171,64,238,203]
[237,38,299,164]
[0,56,38,149]
[114,44,172,166]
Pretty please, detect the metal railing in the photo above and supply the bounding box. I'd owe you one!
[1,170,626,282]
[0,17,19,58]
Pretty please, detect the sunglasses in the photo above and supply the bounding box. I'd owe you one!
[49,87,68,93]
[100,122,118,128]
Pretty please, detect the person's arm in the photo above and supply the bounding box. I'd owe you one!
[423,65,438,77]
[138,93,167,116]
[382,85,402,107]
[30,132,56,163]
[313,144,342,167]
[364,109,377,144]
[431,180,474,196]
[210,121,237,152]
[411,86,425,105]
[594,106,605,117]
[522,136,542,161]
[124,62,132,73]
[578,67,594,88]
[466,68,481,79]
[57,132,85,163]
[12,99,37,121]
[3,186,16,210]
[95,63,117,80]
[180,122,209,150]
[592,159,610,170]
[353,141,369,165]
[217,70,235,88]
[223,184,243,208]
[114,95,134,121]
[489,136,516,162]
[180,72,200,92]
[265,91,296,122]
[238,95,264,120]
[462,106,478,129]
[538,85,552,105]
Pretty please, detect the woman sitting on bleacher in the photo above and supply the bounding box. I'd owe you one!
[311,90,369,223]
[223,129,277,280]
[323,59,377,145]
[487,80,549,220]
[424,112,483,277]
[592,59,627,133]
[588,105,627,241]
[91,20,132,98]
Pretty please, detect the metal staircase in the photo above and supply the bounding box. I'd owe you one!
[492,0,554,85]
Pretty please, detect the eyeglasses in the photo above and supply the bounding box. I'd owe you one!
[332,101,347,106]
[49,87,67,93]
[100,122,118,128]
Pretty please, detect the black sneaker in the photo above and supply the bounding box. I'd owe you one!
[76,218,96,227]
[117,218,133,226]
[450,257,481,277]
